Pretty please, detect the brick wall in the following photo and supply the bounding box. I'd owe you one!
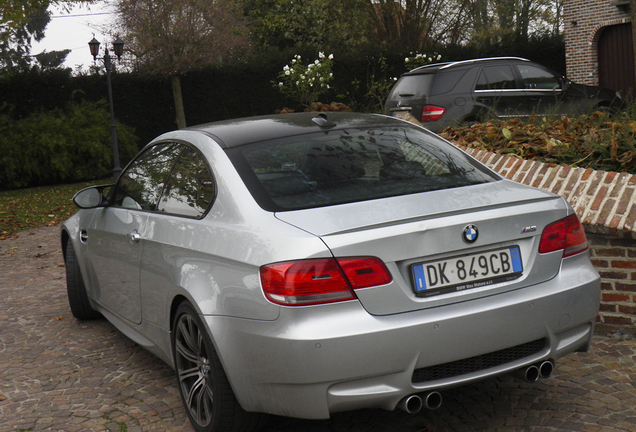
[588,234,636,336]
[460,146,636,338]
[563,0,630,85]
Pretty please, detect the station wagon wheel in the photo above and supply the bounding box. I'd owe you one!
[461,116,479,127]
[595,104,618,117]
[65,241,101,320]
[172,302,265,432]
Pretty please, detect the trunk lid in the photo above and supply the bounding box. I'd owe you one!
[275,180,568,315]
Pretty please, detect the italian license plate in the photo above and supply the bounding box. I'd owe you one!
[413,246,523,296]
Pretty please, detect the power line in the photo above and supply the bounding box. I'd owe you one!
[50,12,113,19]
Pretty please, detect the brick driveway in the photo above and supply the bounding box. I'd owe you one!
[1,226,635,432]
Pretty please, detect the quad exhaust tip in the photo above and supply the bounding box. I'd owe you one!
[515,360,555,382]
[539,360,554,378]
[398,360,554,414]
[398,391,442,414]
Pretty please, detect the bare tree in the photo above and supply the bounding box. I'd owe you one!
[114,0,250,128]
[466,0,562,43]
[470,0,495,35]
[366,0,473,51]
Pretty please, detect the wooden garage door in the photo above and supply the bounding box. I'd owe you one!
[598,23,634,98]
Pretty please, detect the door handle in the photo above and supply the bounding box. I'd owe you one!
[127,230,141,244]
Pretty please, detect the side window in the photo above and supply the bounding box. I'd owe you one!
[157,147,215,218]
[430,69,468,96]
[516,65,561,90]
[475,66,517,90]
[113,143,181,210]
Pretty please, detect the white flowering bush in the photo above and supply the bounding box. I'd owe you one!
[404,52,442,71]
[275,53,334,108]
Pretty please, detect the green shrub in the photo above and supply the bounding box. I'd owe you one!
[0,100,138,190]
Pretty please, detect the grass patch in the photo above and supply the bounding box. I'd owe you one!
[0,179,109,240]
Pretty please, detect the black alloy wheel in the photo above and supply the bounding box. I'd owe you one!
[172,302,265,432]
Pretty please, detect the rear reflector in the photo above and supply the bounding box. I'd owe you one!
[421,105,446,122]
[260,257,392,306]
[336,257,393,289]
[538,214,588,258]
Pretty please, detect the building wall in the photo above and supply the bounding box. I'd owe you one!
[588,234,636,337]
[459,145,636,339]
[563,0,630,86]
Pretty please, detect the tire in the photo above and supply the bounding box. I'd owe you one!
[172,302,266,432]
[460,116,479,128]
[594,104,619,117]
[65,241,101,320]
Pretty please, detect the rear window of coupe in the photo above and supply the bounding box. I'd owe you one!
[227,126,499,211]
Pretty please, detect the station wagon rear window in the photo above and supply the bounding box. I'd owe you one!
[387,74,435,99]
[227,126,499,211]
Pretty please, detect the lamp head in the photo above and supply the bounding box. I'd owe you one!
[113,37,125,59]
[88,37,100,60]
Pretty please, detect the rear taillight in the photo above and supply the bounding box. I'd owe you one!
[539,214,588,258]
[421,105,446,122]
[260,257,392,306]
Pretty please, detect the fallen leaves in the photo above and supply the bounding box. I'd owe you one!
[439,113,636,173]
[0,179,104,238]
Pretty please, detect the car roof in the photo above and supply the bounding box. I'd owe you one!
[405,57,530,75]
[183,112,410,149]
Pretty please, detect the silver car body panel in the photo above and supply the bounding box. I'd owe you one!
[66,130,334,358]
[85,208,148,323]
[275,180,568,315]
[208,251,598,418]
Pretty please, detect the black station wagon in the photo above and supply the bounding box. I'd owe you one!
[384,57,623,132]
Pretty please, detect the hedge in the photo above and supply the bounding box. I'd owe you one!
[0,100,138,190]
[0,35,565,190]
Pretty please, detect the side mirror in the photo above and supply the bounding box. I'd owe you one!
[72,185,112,209]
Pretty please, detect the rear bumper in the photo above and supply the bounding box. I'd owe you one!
[390,107,468,133]
[205,254,600,419]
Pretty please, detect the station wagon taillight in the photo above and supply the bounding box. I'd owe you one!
[421,105,446,122]
[260,257,392,306]
[539,214,588,258]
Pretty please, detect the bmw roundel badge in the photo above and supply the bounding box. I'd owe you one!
[463,225,478,243]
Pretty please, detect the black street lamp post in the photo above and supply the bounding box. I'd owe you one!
[89,36,125,181]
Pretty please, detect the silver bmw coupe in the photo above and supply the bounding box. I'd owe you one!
[62,112,600,432]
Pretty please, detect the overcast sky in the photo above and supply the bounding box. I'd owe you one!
[31,1,116,72]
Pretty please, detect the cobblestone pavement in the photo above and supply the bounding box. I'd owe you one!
[1,225,635,432]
